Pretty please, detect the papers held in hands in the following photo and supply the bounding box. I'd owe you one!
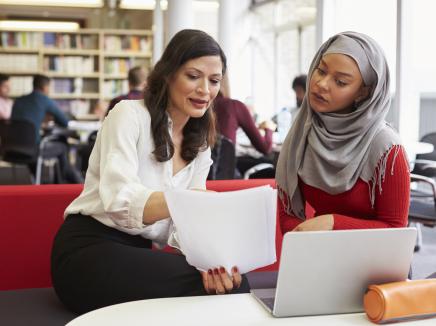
[164,186,277,274]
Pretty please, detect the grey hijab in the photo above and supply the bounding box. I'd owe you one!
[275,31,404,219]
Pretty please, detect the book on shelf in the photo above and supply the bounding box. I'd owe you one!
[104,35,151,52]
[9,76,33,96]
[0,54,38,72]
[50,79,74,94]
[43,32,97,50]
[1,28,152,117]
[43,56,96,74]
[0,31,39,48]
[55,99,91,117]
[103,80,128,98]
[43,32,56,48]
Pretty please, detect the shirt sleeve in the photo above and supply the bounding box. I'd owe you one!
[333,146,410,230]
[98,102,155,229]
[188,147,213,190]
[278,194,303,234]
[46,98,69,127]
[235,100,273,155]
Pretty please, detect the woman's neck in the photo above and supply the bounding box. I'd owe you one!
[167,107,189,136]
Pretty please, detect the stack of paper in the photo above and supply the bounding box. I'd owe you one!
[164,186,277,274]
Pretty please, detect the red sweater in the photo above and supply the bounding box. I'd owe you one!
[214,95,273,155]
[279,147,410,234]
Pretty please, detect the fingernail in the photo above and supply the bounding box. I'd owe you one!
[219,267,225,273]
[232,266,238,273]
[213,268,219,275]
[208,269,212,275]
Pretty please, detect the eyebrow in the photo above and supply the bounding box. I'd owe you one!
[320,59,354,78]
[185,67,222,78]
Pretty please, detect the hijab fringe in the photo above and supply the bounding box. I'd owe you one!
[368,145,404,208]
[278,186,290,215]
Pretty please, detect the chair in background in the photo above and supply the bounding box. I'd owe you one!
[208,135,236,180]
[0,120,37,184]
[409,173,436,251]
[76,130,98,176]
[411,132,436,179]
[243,163,275,179]
[0,120,63,185]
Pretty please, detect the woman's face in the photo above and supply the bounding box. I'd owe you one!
[167,55,223,120]
[309,53,369,113]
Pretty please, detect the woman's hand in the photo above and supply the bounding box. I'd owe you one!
[292,214,334,232]
[258,120,277,131]
[201,266,242,295]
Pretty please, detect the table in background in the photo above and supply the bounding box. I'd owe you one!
[67,293,435,326]
[67,120,102,143]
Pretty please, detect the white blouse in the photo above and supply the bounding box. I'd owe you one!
[65,99,213,247]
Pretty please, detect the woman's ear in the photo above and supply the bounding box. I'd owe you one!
[356,86,371,102]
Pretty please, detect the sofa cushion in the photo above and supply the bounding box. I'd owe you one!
[0,184,83,290]
[0,179,280,291]
[0,287,77,326]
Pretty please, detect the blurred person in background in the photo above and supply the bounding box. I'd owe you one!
[11,74,82,183]
[273,74,307,138]
[292,74,307,108]
[213,81,276,177]
[0,74,12,120]
[106,66,147,115]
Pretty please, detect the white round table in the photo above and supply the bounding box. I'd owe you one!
[404,141,434,159]
[67,293,435,326]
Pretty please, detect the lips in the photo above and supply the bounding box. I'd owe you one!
[311,92,328,103]
[189,98,208,109]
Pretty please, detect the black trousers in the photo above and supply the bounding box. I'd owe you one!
[51,214,250,314]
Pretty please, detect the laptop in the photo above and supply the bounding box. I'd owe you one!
[251,227,417,317]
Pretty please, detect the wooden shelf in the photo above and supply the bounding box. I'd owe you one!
[42,49,100,55]
[51,93,100,100]
[1,28,152,114]
[46,72,100,78]
[0,47,39,53]
[104,51,151,58]
[1,70,39,75]
[104,74,127,79]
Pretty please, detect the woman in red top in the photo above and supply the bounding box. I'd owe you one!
[276,31,410,233]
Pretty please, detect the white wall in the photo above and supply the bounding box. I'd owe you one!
[412,0,436,95]
[319,0,397,91]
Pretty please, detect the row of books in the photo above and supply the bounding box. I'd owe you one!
[43,33,98,50]
[0,54,38,71]
[104,58,147,75]
[55,99,91,117]
[9,76,33,96]
[50,79,75,94]
[43,56,97,74]
[103,80,128,98]
[0,31,39,49]
[104,35,151,52]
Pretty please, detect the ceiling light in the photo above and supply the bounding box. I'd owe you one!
[119,0,165,10]
[0,20,80,31]
[0,0,103,7]
[119,0,219,11]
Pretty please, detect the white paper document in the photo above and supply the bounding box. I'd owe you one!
[164,186,277,274]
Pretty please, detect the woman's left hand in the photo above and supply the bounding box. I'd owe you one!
[201,266,241,295]
[292,214,334,232]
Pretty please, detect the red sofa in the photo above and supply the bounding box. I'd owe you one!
[0,179,281,291]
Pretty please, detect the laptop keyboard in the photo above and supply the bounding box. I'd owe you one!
[260,297,275,310]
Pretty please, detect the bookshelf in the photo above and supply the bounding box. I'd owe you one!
[0,28,152,118]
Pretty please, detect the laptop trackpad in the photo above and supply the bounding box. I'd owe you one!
[251,288,276,311]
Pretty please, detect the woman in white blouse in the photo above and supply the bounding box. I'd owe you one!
[51,29,249,314]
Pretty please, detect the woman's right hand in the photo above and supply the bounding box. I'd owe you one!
[201,266,242,295]
[258,120,277,131]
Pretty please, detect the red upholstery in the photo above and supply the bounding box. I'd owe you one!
[0,179,281,291]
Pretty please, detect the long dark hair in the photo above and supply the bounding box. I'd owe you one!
[145,29,227,163]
